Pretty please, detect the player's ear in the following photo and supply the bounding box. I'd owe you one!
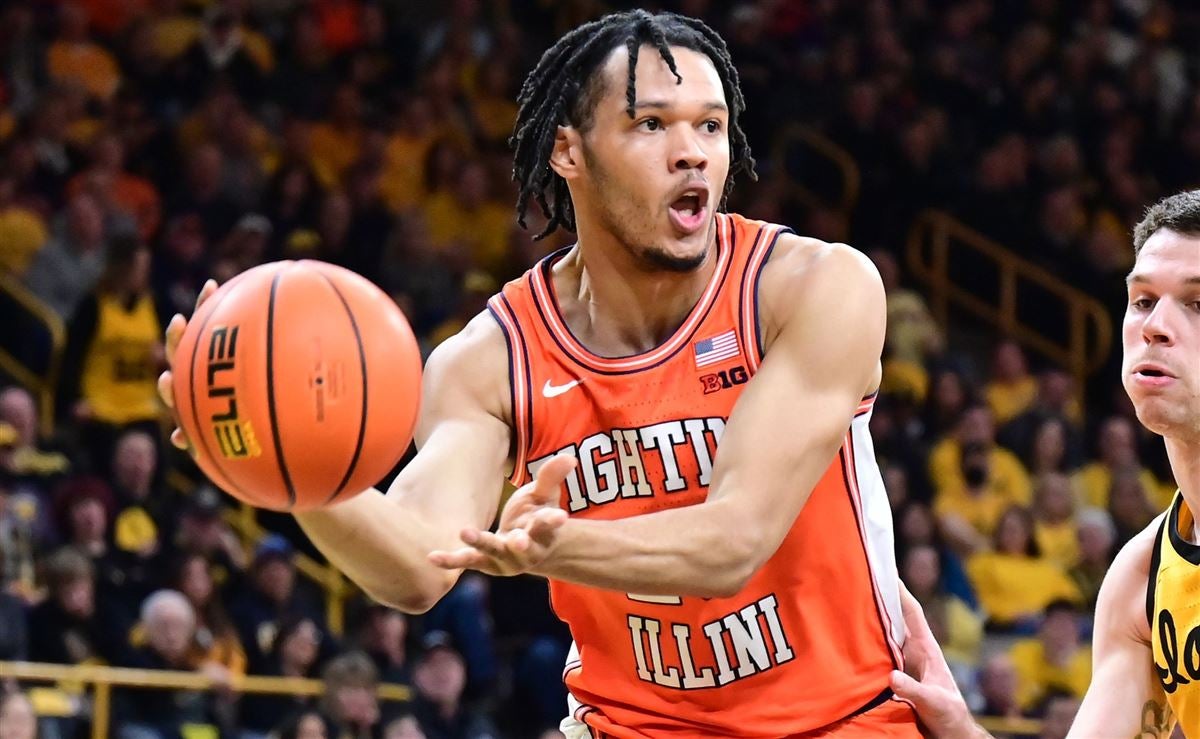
[549,125,583,180]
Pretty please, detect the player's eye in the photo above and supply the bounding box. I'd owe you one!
[639,118,662,132]
[703,120,722,133]
[1131,297,1155,310]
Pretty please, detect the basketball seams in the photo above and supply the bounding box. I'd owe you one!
[316,271,370,505]
[184,278,260,505]
[266,271,299,509]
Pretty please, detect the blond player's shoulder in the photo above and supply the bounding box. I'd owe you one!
[1097,512,1166,644]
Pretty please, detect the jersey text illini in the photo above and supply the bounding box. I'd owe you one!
[489,213,905,737]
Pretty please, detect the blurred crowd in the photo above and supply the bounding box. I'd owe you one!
[0,0,1196,738]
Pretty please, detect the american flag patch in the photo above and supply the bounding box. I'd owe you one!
[693,329,741,368]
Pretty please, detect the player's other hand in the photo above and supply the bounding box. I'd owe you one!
[891,582,989,738]
[428,455,576,576]
[157,279,219,455]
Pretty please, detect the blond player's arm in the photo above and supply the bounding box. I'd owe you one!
[294,313,514,613]
[530,236,886,597]
[1069,516,1174,738]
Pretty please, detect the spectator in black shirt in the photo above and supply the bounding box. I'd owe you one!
[28,546,125,666]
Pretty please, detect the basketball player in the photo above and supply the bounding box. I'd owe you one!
[882,194,1200,738]
[162,11,921,736]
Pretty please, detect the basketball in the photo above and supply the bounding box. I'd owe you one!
[171,261,422,512]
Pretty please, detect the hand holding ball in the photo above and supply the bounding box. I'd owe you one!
[167,261,422,511]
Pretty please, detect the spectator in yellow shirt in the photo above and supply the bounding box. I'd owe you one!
[933,405,1033,553]
[1071,414,1173,510]
[1007,599,1091,710]
[1107,468,1158,548]
[985,339,1039,425]
[901,544,983,675]
[45,3,122,103]
[1026,417,1077,478]
[422,160,513,278]
[1032,472,1079,570]
[871,249,944,405]
[309,84,365,188]
[966,506,1082,629]
[922,367,973,442]
[1069,507,1116,609]
[382,96,438,212]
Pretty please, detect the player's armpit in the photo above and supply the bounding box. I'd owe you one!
[295,311,515,613]
[530,238,886,597]
[1069,519,1173,738]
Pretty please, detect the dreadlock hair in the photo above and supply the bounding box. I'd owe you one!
[510,10,757,240]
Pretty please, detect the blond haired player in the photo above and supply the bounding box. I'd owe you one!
[888,191,1200,737]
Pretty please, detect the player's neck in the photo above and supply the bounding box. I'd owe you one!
[557,228,719,356]
[1165,436,1200,543]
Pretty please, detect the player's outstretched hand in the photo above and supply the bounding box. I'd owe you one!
[157,279,219,455]
[428,455,576,576]
[891,582,992,738]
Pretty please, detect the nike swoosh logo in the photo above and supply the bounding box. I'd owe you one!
[542,379,583,398]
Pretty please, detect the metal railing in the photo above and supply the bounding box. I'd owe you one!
[906,209,1113,394]
[1,659,1042,738]
[165,470,359,636]
[976,715,1043,736]
[0,272,65,437]
[770,123,861,215]
[0,660,411,739]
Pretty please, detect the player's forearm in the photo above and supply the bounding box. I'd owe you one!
[295,489,458,613]
[535,499,756,597]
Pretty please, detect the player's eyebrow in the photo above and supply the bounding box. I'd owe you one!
[632,100,728,112]
[1125,274,1200,286]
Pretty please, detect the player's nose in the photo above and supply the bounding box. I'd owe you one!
[1141,301,1177,346]
[669,130,708,172]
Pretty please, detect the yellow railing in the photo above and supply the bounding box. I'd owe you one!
[770,123,861,216]
[0,661,410,739]
[0,272,65,437]
[977,715,1043,736]
[165,470,359,635]
[906,209,1113,393]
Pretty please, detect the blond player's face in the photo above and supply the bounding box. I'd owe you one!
[578,45,731,271]
[1122,229,1200,441]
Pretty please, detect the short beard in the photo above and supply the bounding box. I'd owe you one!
[635,242,709,272]
[583,140,711,274]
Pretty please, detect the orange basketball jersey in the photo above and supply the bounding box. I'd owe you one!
[488,213,907,737]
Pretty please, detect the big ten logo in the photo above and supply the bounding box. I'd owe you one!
[206,326,261,459]
[1155,608,1200,694]
[699,366,748,394]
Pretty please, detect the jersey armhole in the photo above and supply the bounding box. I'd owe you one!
[737,225,794,373]
[1147,511,1167,631]
[487,295,533,487]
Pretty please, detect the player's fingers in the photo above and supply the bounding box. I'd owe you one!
[504,528,531,554]
[158,371,176,409]
[461,528,510,559]
[531,454,576,504]
[888,670,931,710]
[428,548,489,570]
[169,428,193,455]
[165,314,186,367]
[196,279,218,312]
[527,508,568,544]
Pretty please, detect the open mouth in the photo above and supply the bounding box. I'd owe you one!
[671,192,703,217]
[667,184,710,234]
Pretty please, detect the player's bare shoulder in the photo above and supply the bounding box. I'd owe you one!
[755,232,886,353]
[1098,513,1165,645]
[416,310,514,436]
